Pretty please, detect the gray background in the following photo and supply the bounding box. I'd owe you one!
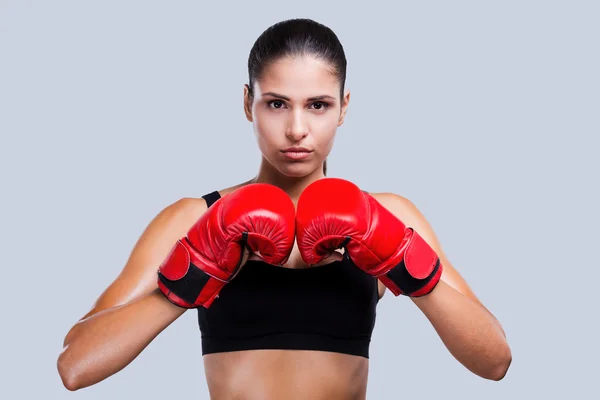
[1,0,598,398]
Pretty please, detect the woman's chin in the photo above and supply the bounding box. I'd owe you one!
[277,162,321,178]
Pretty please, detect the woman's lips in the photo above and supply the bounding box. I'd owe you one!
[281,147,313,160]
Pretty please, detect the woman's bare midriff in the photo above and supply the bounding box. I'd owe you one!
[203,349,369,400]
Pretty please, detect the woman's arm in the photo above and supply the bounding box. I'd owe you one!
[58,290,185,390]
[57,198,207,390]
[374,193,512,381]
[412,281,511,380]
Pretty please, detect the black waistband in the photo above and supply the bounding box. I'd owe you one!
[201,331,371,358]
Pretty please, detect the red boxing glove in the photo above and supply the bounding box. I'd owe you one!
[296,178,442,297]
[158,184,296,308]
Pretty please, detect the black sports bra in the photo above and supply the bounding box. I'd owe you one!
[196,191,379,358]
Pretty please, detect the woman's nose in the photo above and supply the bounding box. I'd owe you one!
[285,110,308,141]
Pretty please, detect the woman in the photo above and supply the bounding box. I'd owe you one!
[57,18,512,398]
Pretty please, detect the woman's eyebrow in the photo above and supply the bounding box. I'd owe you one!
[262,92,336,102]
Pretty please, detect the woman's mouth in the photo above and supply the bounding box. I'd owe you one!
[281,147,313,161]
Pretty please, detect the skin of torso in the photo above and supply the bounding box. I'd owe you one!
[181,184,390,400]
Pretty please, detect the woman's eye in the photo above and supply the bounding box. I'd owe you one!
[267,100,330,111]
[311,102,329,110]
[268,100,285,109]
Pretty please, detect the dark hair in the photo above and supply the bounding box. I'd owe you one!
[247,19,347,176]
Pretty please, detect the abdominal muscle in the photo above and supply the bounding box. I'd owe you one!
[203,349,369,400]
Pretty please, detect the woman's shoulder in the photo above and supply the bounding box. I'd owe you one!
[369,192,420,225]
[369,191,447,269]
[368,191,440,243]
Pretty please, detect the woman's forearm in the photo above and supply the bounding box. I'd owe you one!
[57,289,186,390]
[412,281,512,380]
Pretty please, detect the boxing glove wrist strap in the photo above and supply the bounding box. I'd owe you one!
[375,228,443,297]
[157,234,248,308]
[158,259,213,306]
[379,257,442,297]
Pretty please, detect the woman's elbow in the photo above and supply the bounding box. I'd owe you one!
[487,346,512,381]
[57,348,82,391]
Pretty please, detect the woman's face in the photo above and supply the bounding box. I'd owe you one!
[244,55,350,178]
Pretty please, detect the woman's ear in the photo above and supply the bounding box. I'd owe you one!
[243,84,253,122]
[338,90,351,127]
